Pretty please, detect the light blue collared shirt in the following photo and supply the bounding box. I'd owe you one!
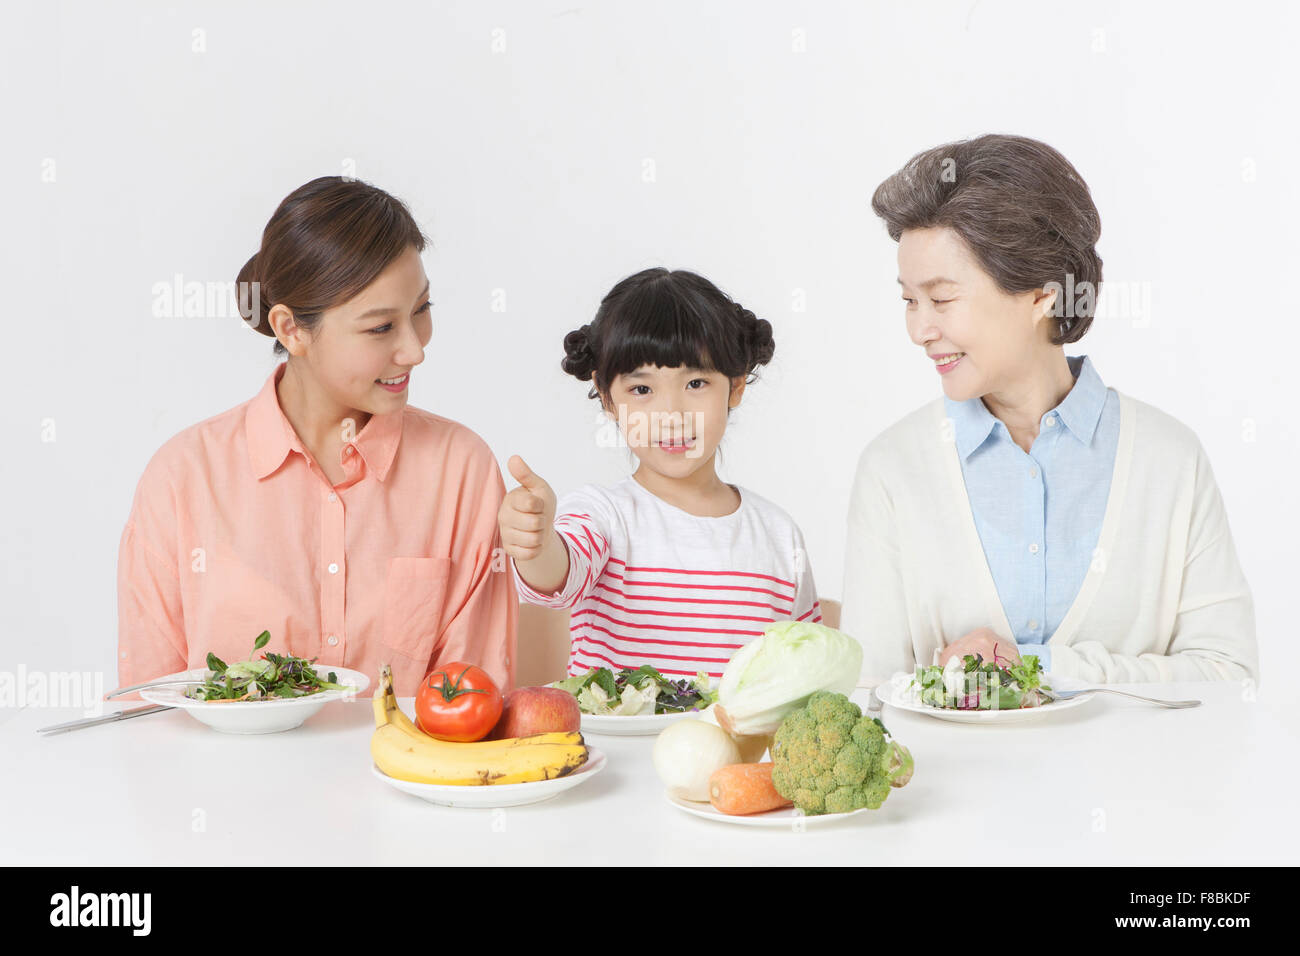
[943,354,1120,672]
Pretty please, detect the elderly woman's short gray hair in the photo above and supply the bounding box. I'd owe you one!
[871,134,1103,345]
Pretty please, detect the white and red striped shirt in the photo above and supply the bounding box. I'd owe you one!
[514,477,822,679]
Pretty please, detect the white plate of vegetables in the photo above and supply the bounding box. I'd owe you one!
[139,631,368,734]
[877,653,1096,723]
[549,665,718,736]
[655,623,914,825]
[657,693,912,826]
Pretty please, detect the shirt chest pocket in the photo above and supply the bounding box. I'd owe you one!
[380,556,452,663]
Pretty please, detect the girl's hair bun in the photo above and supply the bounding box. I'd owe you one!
[561,324,597,380]
[735,302,775,371]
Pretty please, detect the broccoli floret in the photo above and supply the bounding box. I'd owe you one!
[770,691,914,815]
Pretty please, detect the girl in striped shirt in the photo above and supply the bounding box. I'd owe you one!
[498,267,823,679]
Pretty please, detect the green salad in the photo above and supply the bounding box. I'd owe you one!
[550,665,718,716]
[911,651,1051,710]
[185,631,349,702]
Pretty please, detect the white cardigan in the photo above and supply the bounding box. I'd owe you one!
[839,390,1259,685]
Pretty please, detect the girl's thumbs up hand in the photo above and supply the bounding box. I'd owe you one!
[500,455,559,562]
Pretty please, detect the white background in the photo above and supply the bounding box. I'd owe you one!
[2,1,1295,684]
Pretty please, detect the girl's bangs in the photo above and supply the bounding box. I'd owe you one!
[602,291,716,380]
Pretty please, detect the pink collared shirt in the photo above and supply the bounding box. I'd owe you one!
[116,362,517,699]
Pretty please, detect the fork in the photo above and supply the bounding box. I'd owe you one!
[1038,686,1200,709]
[105,678,206,699]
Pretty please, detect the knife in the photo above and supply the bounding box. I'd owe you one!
[36,704,175,735]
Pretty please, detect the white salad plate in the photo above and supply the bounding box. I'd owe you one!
[579,710,703,736]
[371,747,607,808]
[875,671,1097,723]
[665,792,873,827]
[139,665,370,734]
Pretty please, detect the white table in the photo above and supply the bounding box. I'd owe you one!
[3,682,1295,865]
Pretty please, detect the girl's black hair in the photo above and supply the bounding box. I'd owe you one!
[561,268,775,406]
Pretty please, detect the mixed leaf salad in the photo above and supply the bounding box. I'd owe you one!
[911,650,1051,710]
[550,665,718,716]
[185,630,349,702]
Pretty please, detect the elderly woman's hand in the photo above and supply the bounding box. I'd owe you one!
[937,627,1021,668]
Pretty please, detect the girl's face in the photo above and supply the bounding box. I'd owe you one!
[896,226,1058,401]
[273,246,433,416]
[604,364,745,479]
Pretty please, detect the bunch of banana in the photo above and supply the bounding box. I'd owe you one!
[370,664,588,785]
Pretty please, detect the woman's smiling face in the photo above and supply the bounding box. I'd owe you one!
[604,364,745,478]
[897,226,1058,401]
[272,245,432,415]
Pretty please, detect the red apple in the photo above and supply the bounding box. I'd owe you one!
[490,686,582,739]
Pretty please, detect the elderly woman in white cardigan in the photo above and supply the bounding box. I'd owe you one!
[840,134,1257,686]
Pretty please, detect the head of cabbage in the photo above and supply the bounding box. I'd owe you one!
[714,620,863,736]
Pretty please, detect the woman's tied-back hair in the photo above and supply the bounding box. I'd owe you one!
[236,176,429,356]
[870,133,1103,344]
[562,267,775,407]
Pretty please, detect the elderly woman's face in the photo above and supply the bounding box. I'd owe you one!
[897,226,1056,401]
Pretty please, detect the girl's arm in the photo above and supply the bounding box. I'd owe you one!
[512,529,570,596]
[499,455,569,594]
[789,524,823,625]
[515,494,613,610]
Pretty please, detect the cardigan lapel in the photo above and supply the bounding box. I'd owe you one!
[937,398,1015,643]
[1048,390,1135,648]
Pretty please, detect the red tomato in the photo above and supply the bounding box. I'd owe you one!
[414,662,503,742]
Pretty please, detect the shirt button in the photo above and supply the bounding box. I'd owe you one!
[326,635,338,646]
[344,446,355,456]
[328,563,339,574]
[1029,619,1039,629]
[328,492,337,502]
[1029,543,1040,554]
[1045,416,1057,427]
[1029,467,1038,478]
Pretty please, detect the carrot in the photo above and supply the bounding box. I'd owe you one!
[708,762,793,815]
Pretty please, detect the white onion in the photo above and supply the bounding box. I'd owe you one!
[652,718,742,802]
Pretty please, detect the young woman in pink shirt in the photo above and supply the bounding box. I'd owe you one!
[116,177,516,698]
[499,268,823,680]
